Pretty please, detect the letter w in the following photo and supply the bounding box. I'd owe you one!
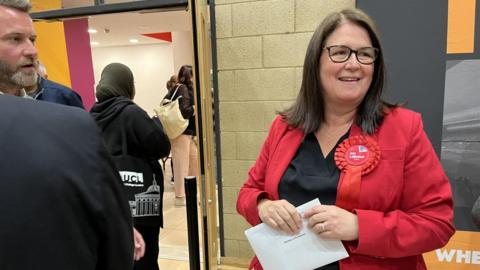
[436,249,456,262]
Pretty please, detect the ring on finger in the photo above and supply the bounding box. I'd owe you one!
[320,222,327,233]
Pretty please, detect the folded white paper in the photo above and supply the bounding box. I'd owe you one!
[245,199,349,270]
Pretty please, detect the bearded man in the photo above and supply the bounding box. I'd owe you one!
[0,0,37,97]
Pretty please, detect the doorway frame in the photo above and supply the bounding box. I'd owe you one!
[31,0,188,20]
[30,0,222,269]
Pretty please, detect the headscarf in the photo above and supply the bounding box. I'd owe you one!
[95,63,135,102]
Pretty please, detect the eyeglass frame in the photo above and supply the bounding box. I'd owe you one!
[323,45,379,65]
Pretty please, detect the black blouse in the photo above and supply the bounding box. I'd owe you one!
[278,131,349,270]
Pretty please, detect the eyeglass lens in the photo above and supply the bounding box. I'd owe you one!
[327,45,377,64]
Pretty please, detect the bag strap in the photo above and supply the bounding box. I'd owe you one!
[170,84,182,100]
[160,84,182,106]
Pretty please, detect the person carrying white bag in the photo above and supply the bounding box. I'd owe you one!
[156,65,198,206]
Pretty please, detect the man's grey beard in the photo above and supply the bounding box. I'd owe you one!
[12,69,37,87]
[0,59,38,89]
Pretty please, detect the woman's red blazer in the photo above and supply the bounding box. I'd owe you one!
[237,107,455,270]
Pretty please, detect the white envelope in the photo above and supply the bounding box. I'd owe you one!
[244,199,349,270]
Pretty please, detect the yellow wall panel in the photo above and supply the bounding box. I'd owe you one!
[31,0,62,12]
[34,22,72,87]
[447,0,476,54]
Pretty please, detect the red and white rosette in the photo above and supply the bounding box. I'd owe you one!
[334,135,380,211]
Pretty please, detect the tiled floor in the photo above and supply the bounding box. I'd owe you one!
[158,159,190,268]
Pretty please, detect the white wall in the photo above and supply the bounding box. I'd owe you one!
[92,43,174,116]
[172,31,194,73]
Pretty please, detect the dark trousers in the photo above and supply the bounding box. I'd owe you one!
[133,225,160,270]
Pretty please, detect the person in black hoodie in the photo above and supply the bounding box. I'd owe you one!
[90,63,170,270]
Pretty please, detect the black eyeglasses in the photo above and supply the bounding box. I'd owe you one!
[324,45,379,65]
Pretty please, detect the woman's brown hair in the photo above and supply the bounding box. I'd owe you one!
[166,75,178,91]
[177,65,193,90]
[280,8,396,134]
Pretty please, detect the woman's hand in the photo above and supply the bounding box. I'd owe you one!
[257,199,302,235]
[133,227,146,261]
[303,205,359,241]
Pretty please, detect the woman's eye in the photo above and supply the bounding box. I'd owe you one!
[358,52,370,57]
[359,49,375,58]
[333,49,349,56]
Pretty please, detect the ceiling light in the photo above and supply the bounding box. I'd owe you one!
[90,41,99,46]
[88,29,98,34]
[129,39,139,43]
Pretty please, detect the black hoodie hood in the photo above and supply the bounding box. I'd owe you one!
[95,63,135,102]
[90,96,134,130]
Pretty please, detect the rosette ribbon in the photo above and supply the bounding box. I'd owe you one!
[334,135,380,211]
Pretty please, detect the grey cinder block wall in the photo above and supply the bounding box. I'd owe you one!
[215,0,355,260]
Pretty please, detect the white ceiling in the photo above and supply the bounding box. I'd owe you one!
[58,0,191,48]
[82,10,191,47]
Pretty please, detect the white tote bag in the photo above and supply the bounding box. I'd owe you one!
[154,85,189,139]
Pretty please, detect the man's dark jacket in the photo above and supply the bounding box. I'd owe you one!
[33,77,85,108]
[0,95,133,270]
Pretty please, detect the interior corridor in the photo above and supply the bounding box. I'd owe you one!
[158,158,246,270]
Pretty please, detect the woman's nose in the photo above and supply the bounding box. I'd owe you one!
[344,52,361,69]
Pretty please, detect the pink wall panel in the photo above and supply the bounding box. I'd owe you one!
[64,18,95,110]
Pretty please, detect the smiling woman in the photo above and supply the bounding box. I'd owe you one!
[319,21,374,116]
[236,8,455,270]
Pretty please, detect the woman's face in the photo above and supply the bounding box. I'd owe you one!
[319,21,374,110]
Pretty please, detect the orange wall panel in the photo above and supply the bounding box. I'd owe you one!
[30,0,62,12]
[34,21,72,88]
[424,231,480,269]
[447,0,476,54]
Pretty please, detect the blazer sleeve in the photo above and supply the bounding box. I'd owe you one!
[177,85,194,119]
[237,117,283,226]
[352,112,455,257]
